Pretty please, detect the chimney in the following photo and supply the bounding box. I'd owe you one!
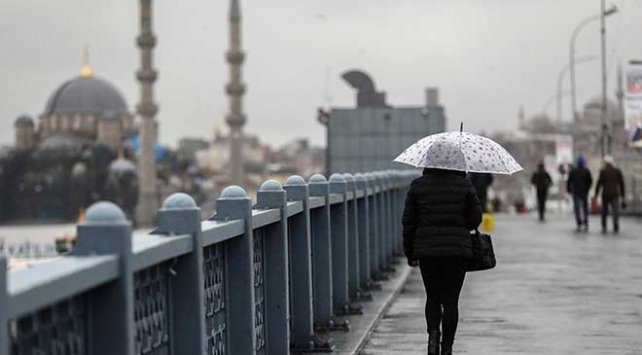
[425,88,439,107]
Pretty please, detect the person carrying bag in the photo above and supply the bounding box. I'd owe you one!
[403,167,483,355]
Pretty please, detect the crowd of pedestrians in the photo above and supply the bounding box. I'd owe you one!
[532,155,626,233]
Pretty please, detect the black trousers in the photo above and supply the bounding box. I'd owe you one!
[536,191,548,220]
[601,196,620,231]
[418,257,468,345]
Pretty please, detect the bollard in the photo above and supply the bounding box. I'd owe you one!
[73,201,135,355]
[256,180,290,355]
[284,176,335,352]
[212,186,256,354]
[154,193,206,354]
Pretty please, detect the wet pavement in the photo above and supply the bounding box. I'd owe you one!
[360,214,642,355]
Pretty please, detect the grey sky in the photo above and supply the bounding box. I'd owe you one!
[1,0,641,148]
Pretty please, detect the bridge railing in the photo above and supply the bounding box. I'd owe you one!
[0,170,417,355]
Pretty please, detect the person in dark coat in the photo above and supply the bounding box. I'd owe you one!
[530,163,553,221]
[594,155,625,233]
[469,172,493,212]
[402,168,482,355]
[567,155,592,231]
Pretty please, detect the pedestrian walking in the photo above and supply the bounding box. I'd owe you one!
[530,163,553,221]
[567,155,592,231]
[403,168,482,355]
[395,126,522,355]
[469,172,493,212]
[594,155,625,233]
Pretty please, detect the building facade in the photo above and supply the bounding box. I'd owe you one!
[327,70,446,173]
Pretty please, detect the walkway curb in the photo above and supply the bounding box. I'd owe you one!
[348,263,413,355]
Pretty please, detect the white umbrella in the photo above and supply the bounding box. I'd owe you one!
[394,130,523,175]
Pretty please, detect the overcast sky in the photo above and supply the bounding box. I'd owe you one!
[1,0,641,148]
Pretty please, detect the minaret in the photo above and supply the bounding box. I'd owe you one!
[226,0,246,185]
[136,0,159,226]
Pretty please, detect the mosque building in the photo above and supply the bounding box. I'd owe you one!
[14,53,136,153]
[0,55,141,222]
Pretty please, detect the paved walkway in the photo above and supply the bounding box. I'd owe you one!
[360,214,642,354]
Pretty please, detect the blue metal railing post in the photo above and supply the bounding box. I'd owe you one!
[328,174,350,313]
[212,186,256,354]
[381,172,392,265]
[283,176,315,348]
[392,172,401,255]
[73,201,135,355]
[308,174,336,329]
[284,176,335,351]
[374,173,388,273]
[354,174,372,290]
[0,257,7,355]
[154,193,206,354]
[342,173,361,300]
[256,180,290,355]
[364,173,381,280]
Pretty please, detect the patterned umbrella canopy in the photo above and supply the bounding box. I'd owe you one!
[394,131,523,175]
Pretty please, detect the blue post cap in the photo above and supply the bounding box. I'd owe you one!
[329,173,346,183]
[342,173,354,182]
[84,201,128,225]
[285,175,306,185]
[220,185,248,199]
[309,174,327,184]
[260,179,284,191]
[162,192,197,210]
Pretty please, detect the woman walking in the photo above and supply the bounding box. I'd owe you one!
[402,167,482,355]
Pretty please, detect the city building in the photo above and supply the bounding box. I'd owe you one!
[325,70,446,173]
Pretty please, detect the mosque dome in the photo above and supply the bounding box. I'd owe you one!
[109,157,137,174]
[583,97,621,122]
[44,75,129,118]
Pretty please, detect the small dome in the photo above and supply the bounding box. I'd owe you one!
[109,158,137,174]
[45,76,129,118]
[583,97,621,122]
[14,115,34,127]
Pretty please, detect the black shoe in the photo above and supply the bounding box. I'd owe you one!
[441,342,453,355]
[428,330,440,355]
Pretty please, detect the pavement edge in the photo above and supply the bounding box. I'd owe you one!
[350,264,413,355]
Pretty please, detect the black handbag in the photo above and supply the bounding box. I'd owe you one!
[467,230,496,272]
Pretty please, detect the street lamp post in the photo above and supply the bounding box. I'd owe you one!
[569,5,617,123]
[557,55,596,125]
[600,0,610,156]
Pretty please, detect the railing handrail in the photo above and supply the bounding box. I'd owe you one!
[1,169,420,355]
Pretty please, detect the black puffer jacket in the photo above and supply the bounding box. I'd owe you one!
[402,169,482,260]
